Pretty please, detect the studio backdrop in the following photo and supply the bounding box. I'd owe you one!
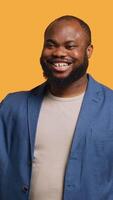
[0,0,113,100]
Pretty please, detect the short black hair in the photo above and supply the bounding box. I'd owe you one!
[44,15,92,45]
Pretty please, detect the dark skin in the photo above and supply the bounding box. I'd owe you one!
[41,20,93,97]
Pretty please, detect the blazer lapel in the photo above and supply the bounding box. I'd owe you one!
[70,75,104,156]
[28,83,47,159]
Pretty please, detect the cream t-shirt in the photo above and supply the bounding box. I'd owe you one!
[29,91,85,200]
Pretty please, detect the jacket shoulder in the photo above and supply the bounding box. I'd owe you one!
[0,82,46,112]
[89,75,113,97]
[96,80,113,97]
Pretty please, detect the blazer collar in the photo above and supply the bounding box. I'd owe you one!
[69,74,104,157]
[27,82,47,159]
[27,74,104,159]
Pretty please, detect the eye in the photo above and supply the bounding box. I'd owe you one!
[45,42,55,49]
[65,44,78,50]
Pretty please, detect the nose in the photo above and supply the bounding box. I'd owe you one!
[52,47,67,57]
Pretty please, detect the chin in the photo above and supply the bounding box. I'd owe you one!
[52,71,72,79]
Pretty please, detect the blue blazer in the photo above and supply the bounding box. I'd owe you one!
[1,74,113,200]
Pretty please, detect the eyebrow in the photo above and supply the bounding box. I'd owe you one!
[45,39,76,44]
[45,39,57,44]
[65,40,76,44]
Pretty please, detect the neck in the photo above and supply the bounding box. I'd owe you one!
[48,74,88,98]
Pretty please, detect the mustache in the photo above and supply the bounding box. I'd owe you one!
[42,57,75,64]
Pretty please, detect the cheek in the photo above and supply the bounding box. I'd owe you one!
[69,49,82,58]
[71,49,86,61]
[41,49,52,58]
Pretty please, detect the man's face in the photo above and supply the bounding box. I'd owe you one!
[40,20,93,88]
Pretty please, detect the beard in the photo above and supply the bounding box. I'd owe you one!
[40,54,88,90]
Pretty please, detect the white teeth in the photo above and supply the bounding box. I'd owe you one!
[54,63,69,67]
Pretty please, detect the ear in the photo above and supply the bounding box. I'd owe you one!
[86,44,93,58]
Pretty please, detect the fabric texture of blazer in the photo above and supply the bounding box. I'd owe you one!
[1,74,113,200]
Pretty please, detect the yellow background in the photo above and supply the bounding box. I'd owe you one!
[0,0,113,100]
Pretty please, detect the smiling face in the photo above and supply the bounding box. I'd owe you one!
[40,19,93,89]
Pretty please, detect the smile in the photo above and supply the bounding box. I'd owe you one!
[51,62,72,72]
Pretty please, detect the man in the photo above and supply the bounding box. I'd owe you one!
[0,15,113,200]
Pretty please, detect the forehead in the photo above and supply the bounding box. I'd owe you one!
[45,20,87,43]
